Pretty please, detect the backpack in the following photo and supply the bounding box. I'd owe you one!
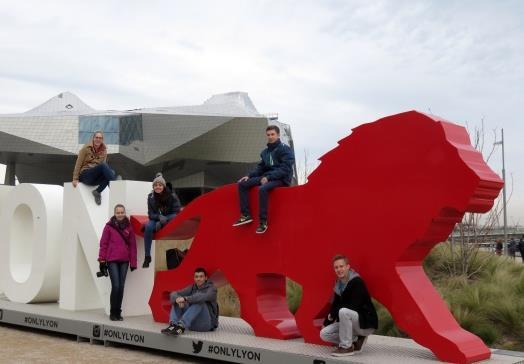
[165,248,187,270]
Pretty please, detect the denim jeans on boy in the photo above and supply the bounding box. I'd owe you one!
[107,261,129,316]
[169,302,213,331]
[79,162,116,193]
[144,213,177,257]
[238,176,285,222]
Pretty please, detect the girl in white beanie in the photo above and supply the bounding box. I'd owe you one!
[142,173,181,268]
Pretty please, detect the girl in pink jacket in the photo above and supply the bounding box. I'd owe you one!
[98,204,137,321]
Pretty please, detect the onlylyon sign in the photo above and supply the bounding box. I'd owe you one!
[0,181,154,316]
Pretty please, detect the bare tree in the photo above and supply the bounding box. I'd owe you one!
[446,119,513,278]
[296,149,319,185]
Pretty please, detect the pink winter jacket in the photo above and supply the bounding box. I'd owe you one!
[98,218,137,269]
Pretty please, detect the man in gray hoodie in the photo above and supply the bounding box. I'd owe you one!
[161,267,219,335]
[320,254,378,356]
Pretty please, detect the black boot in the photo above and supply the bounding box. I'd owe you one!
[142,255,152,268]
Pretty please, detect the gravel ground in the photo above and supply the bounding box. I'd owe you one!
[0,323,220,364]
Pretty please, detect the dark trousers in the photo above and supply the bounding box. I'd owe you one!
[144,213,177,257]
[79,162,116,193]
[238,177,285,222]
[520,248,524,263]
[107,261,129,316]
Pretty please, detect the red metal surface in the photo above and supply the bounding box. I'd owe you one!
[137,111,503,363]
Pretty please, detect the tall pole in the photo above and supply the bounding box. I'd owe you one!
[501,128,508,255]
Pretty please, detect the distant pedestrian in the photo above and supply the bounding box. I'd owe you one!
[72,130,117,205]
[518,235,524,263]
[508,238,517,260]
[496,240,502,256]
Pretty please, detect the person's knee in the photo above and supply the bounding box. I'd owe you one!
[319,326,332,340]
[144,221,156,233]
[238,180,250,189]
[112,282,122,292]
[339,308,358,320]
[259,184,271,195]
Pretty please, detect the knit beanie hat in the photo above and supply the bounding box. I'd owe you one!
[152,172,166,187]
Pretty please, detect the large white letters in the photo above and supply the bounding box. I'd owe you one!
[0,185,15,295]
[1,181,157,316]
[59,181,154,316]
[59,183,110,311]
[0,184,63,303]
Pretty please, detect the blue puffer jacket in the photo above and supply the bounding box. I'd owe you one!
[248,139,295,185]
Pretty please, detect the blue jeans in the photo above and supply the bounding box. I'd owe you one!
[107,261,128,316]
[169,303,213,331]
[238,177,285,222]
[79,162,116,193]
[144,213,177,257]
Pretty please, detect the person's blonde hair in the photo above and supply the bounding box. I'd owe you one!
[114,204,126,213]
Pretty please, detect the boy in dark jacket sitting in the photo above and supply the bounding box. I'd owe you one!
[161,267,219,335]
[232,125,295,234]
[320,254,378,357]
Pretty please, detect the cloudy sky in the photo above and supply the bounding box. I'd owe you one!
[1,1,523,225]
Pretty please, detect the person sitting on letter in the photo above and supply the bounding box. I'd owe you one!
[142,173,181,268]
[232,125,294,234]
[72,130,117,205]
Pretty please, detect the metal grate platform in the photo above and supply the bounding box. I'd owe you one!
[0,298,521,364]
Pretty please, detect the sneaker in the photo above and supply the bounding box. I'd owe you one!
[92,190,102,205]
[256,222,268,234]
[161,323,178,335]
[354,335,368,352]
[117,315,124,321]
[331,345,355,357]
[173,324,185,336]
[142,256,151,268]
[232,215,253,227]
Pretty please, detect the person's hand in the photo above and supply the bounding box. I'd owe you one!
[238,176,249,183]
[72,180,79,188]
[175,296,186,304]
[327,313,333,321]
[260,177,268,185]
[99,261,108,276]
[159,215,167,224]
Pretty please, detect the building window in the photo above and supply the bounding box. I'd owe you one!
[79,116,119,145]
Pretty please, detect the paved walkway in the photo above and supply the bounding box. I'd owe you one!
[0,324,211,364]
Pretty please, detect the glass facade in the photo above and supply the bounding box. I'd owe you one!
[79,114,143,145]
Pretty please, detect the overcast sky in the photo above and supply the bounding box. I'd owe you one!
[1,1,523,226]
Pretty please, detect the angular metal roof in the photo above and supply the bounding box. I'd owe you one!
[23,91,96,116]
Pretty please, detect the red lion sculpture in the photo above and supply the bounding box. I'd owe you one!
[132,111,503,364]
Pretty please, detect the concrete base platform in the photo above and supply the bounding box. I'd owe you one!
[0,297,521,363]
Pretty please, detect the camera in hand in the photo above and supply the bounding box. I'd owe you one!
[96,270,108,278]
[97,261,108,278]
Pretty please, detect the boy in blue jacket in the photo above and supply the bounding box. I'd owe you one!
[232,125,295,233]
